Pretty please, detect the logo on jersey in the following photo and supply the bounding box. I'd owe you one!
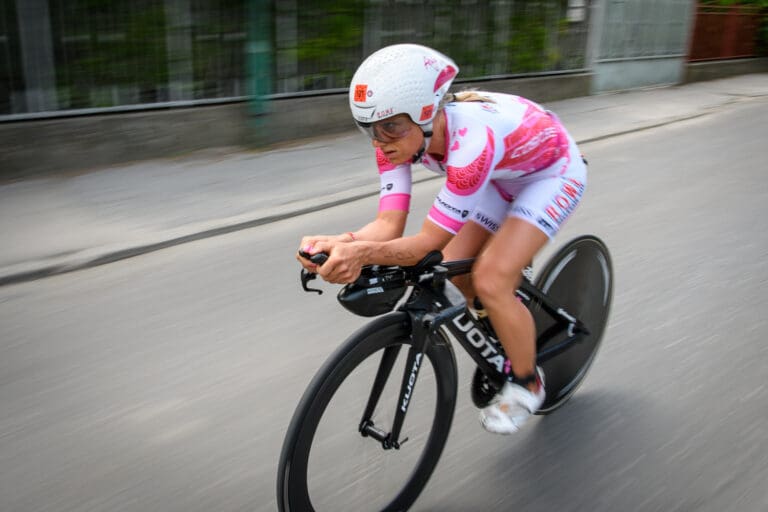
[474,212,500,232]
[511,205,534,219]
[481,103,499,114]
[436,196,469,218]
[545,178,585,226]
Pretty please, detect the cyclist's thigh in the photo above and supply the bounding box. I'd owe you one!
[442,184,508,261]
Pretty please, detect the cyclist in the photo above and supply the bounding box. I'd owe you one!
[297,44,587,435]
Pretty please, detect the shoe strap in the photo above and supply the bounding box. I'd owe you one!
[510,372,539,388]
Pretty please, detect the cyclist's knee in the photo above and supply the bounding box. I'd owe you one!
[472,256,522,304]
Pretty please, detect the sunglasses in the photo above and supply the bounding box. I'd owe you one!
[356,115,413,143]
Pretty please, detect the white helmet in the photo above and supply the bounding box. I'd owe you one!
[349,44,459,134]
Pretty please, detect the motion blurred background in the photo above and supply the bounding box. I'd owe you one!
[1,0,766,177]
[2,2,768,511]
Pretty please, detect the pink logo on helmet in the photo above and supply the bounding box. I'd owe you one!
[433,65,457,92]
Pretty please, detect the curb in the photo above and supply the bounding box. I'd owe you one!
[0,98,757,288]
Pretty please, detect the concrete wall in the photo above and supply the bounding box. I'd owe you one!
[685,57,768,83]
[593,57,687,93]
[0,104,248,180]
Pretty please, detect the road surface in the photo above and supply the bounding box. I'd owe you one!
[1,96,767,512]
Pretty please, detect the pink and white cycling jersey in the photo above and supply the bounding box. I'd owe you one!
[377,93,587,237]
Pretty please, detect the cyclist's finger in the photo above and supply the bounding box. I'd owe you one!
[296,251,318,272]
[311,240,334,256]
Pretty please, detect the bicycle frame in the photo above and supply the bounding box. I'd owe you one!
[356,260,590,450]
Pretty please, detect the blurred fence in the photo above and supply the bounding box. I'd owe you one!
[0,0,247,117]
[0,0,590,118]
[273,0,591,96]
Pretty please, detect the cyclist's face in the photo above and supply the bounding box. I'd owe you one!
[358,114,423,165]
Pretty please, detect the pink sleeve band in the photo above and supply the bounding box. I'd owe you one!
[379,193,411,212]
[427,206,464,234]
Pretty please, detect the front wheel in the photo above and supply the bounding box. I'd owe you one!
[277,312,458,512]
[532,235,613,413]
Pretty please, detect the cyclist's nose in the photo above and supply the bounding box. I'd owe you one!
[372,138,385,148]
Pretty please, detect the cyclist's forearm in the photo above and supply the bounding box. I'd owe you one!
[357,221,453,266]
[357,237,427,266]
[349,211,407,242]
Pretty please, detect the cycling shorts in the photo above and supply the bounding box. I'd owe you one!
[469,136,587,238]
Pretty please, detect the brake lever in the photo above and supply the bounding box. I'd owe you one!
[298,250,330,295]
[301,269,323,295]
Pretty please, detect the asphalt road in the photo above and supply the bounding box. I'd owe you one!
[1,96,767,512]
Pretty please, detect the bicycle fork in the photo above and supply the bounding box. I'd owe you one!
[358,311,432,450]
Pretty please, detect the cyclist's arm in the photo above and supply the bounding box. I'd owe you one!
[349,209,407,242]
[358,219,452,266]
[349,219,452,267]
[312,220,451,283]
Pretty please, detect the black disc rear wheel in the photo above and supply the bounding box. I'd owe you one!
[277,312,458,512]
[532,235,613,413]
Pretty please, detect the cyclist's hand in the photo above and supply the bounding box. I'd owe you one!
[297,235,341,272]
[312,241,363,284]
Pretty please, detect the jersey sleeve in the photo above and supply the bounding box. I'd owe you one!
[376,148,412,213]
[427,125,497,234]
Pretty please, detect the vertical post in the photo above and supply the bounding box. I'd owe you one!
[274,0,297,93]
[164,0,194,102]
[586,0,607,93]
[492,0,512,75]
[15,0,57,112]
[247,0,272,138]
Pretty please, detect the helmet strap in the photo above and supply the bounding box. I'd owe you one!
[411,126,433,163]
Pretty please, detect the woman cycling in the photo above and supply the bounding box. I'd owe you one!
[297,44,587,435]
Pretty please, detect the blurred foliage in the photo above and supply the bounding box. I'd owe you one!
[293,0,364,90]
[48,0,246,108]
[284,0,579,91]
[50,0,169,107]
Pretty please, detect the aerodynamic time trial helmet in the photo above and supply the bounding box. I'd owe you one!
[349,44,459,138]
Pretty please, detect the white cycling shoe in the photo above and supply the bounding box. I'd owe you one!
[480,368,545,435]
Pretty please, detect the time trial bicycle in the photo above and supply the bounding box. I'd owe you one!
[277,235,612,511]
